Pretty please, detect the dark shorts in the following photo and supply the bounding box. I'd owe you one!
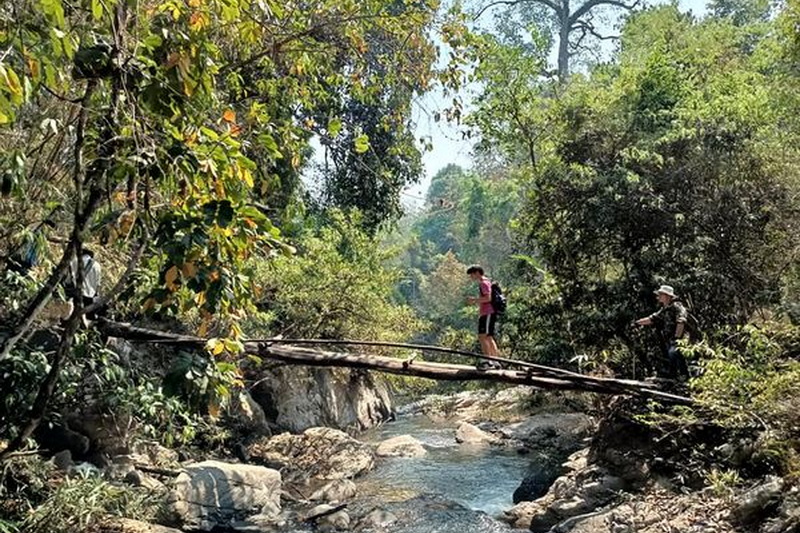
[478,314,496,336]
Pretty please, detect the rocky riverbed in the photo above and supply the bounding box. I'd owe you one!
[19,386,800,533]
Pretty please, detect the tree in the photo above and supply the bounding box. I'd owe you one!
[470,4,800,367]
[474,0,641,81]
[0,0,442,455]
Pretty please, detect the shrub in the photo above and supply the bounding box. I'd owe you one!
[22,472,161,533]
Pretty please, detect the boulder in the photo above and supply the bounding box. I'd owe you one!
[167,460,281,529]
[455,422,499,445]
[225,390,272,438]
[132,442,179,467]
[98,518,182,533]
[761,484,800,533]
[306,504,351,530]
[504,501,544,530]
[513,455,562,503]
[310,479,358,503]
[501,413,594,454]
[501,448,627,532]
[249,367,393,433]
[357,508,398,530]
[65,410,133,456]
[247,427,375,483]
[34,423,90,457]
[52,449,74,471]
[375,435,427,458]
[124,469,166,492]
[731,476,785,525]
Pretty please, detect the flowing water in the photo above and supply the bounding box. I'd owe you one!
[352,415,532,532]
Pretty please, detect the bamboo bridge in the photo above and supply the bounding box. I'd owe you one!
[98,319,693,406]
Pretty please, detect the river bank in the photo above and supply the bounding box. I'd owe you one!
[3,384,798,533]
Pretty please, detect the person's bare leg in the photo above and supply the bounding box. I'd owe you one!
[478,334,489,355]
[487,337,499,357]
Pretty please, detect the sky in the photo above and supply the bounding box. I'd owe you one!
[403,0,710,205]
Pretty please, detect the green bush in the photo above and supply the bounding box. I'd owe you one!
[682,323,800,477]
[246,210,422,342]
[22,472,161,533]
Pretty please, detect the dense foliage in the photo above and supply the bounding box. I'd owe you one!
[1,0,800,526]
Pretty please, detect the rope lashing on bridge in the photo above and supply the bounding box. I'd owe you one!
[96,319,693,405]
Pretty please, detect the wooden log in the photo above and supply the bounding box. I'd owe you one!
[96,320,693,405]
[255,343,693,405]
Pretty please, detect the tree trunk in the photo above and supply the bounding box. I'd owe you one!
[558,0,571,82]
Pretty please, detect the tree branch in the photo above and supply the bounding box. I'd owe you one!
[569,0,640,26]
[0,81,97,362]
[472,0,558,20]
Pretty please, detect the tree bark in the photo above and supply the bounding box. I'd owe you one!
[558,0,571,82]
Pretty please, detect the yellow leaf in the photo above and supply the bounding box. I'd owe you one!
[212,340,225,355]
[197,318,209,337]
[26,57,40,80]
[222,109,236,123]
[189,11,208,32]
[4,67,23,103]
[165,265,179,290]
[214,180,225,197]
[188,0,202,6]
[195,291,207,306]
[241,168,253,187]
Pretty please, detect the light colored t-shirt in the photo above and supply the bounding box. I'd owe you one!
[70,254,101,298]
[479,277,494,316]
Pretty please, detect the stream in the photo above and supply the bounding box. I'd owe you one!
[350,415,531,532]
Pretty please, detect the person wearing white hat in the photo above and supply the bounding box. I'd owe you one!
[634,285,689,379]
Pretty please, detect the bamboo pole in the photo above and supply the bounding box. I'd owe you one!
[96,320,693,405]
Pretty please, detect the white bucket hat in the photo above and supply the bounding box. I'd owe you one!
[654,285,677,298]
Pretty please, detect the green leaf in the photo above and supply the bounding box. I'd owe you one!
[354,134,370,154]
[327,118,342,137]
[91,0,103,20]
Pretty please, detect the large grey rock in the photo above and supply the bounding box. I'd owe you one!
[247,427,375,483]
[501,448,626,532]
[357,508,398,530]
[501,413,594,453]
[731,476,785,525]
[761,485,800,533]
[310,479,358,503]
[124,469,166,491]
[167,460,281,529]
[375,435,427,458]
[513,455,562,503]
[249,367,392,433]
[225,390,272,438]
[306,504,351,530]
[455,422,499,445]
